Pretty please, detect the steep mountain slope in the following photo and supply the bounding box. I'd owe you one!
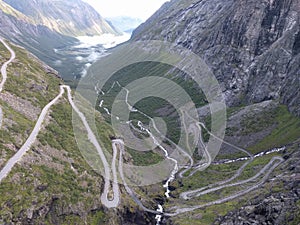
[0,0,77,77]
[132,0,300,116]
[0,0,34,23]
[0,1,75,51]
[3,0,120,36]
[87,45,300,224]
[0,0,299,224]
[0,39,154,224]
[0,0,121,79]
[97,0,300,224]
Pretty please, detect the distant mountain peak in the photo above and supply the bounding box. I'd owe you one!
[107,16,143,33]
[3,0,120,36]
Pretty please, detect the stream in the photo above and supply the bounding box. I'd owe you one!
[1,38,286,222]
[97,81,286,224]
[214,146,286,165]
[98,82,179,224]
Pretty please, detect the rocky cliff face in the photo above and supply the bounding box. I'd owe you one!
[132,0,300,116]
[129,1,300,223]
[3,0,120,36]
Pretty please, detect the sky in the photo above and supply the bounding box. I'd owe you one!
[83,0,169,21]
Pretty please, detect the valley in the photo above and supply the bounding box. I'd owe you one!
[95,76,291,224]
[0,0,299,224]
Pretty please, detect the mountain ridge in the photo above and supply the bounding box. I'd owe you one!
[0,0,299,224]
[132,0,300,116]
[0,38,154,225]
[3,0,120,37]
[0,0,121,79]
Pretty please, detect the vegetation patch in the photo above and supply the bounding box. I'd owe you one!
[249,105,300,153]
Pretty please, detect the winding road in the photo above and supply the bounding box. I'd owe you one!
[0,86,65,181]
[116,138,159,214]
[64,85,120,208]
[0,41,120,208]
[0,40,285,221]
[0,38,16,128]
[98,80,284,220]
[165,156,284,216]
[0,38,15,92]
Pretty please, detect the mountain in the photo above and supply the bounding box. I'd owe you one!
[0,0,75,51]
[0,0,76,74]
[107,16,143,33]
[0,39,154,224]
[132,0,300,117]
[86,0,299,224]
[0,0,300,224]
[3,0,120,36]
[0,0,121,80]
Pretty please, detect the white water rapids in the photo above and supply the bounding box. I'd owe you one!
[98,81,179,224]
[214,147,286,165]
[97,81,285,224]
[0,39,286,223]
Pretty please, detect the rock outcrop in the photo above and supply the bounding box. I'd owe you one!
[132,0,300,116]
